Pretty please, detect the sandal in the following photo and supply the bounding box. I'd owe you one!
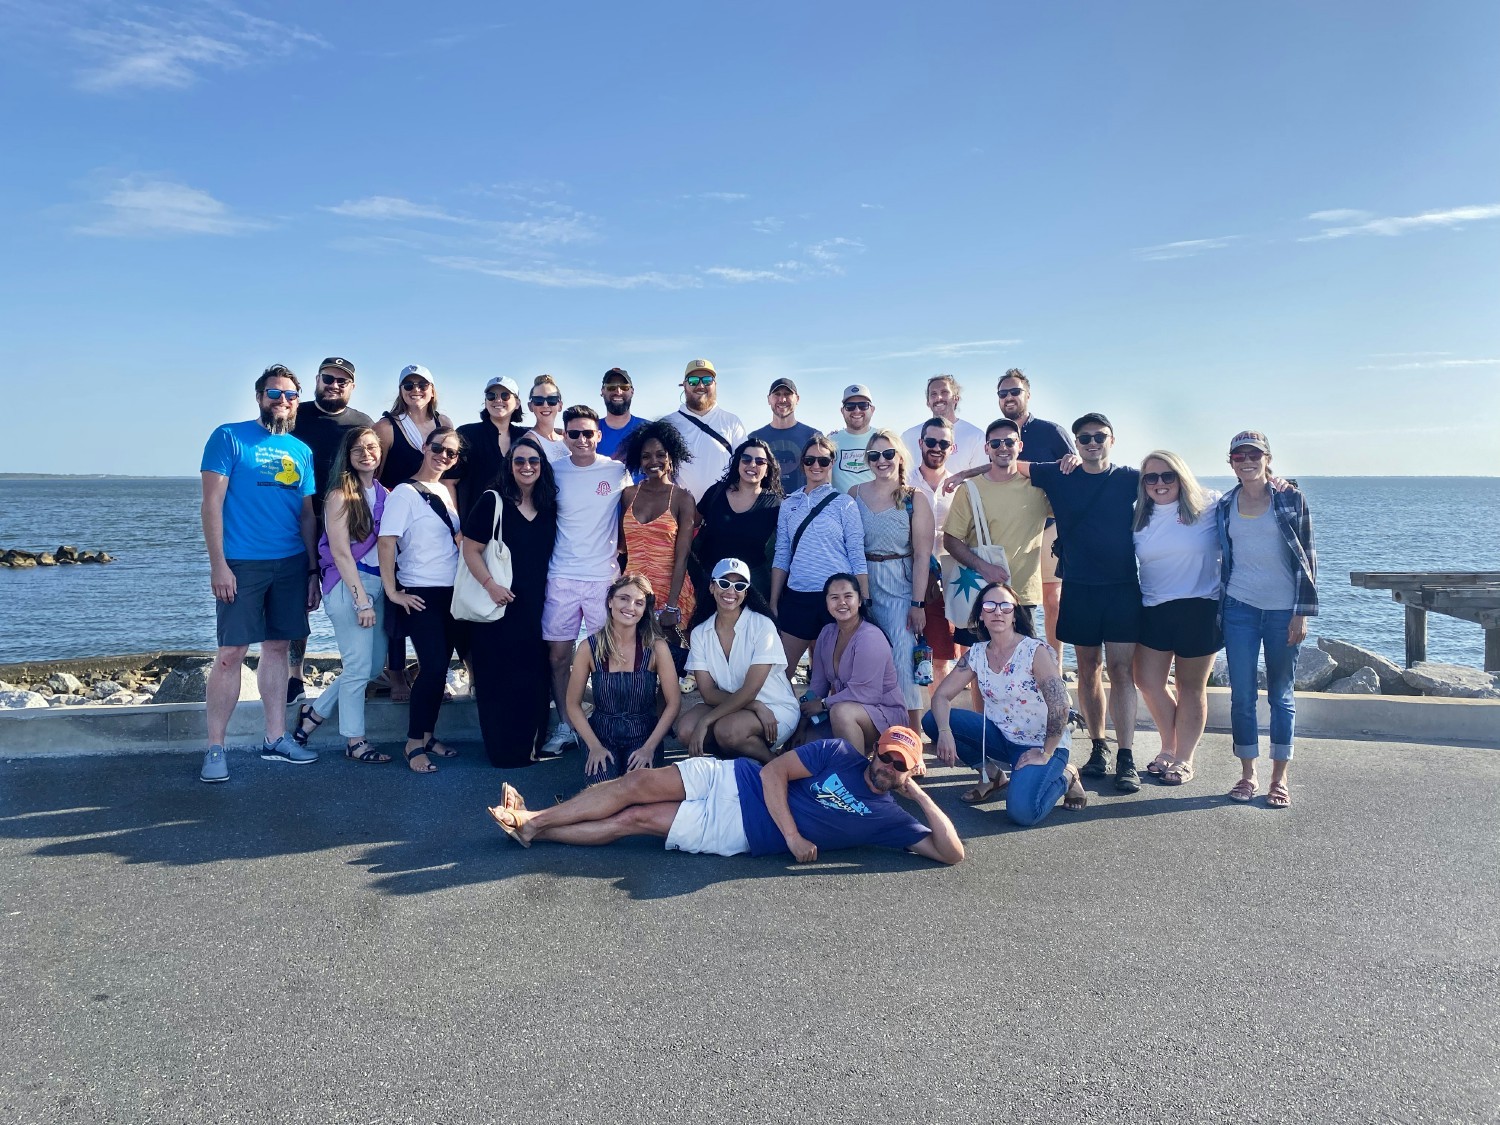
[1145,753,1173,780]
[499,782,527,812]
[344,739,391,764]
[291,703,324,747]
[960,769,1008,805]
[486,804,531,848]
[1265,780,1291,809]
[405,744,437,774]
[1227,776,1257,803]
[1163,759,1194,786]
[424,735,457,759]
[1062,766,1088,811]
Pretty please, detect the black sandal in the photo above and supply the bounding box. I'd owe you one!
[424,735,458,759]
[291,703,324,747]
[405,744,437,773]
[344,739,391,764]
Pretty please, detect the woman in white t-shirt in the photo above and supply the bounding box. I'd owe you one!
[1131,450,1222,787]
[525,375,570,462]
[676,557,801,763]
[378,427,464,774]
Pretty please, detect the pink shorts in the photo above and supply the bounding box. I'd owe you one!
[542,577,613,642]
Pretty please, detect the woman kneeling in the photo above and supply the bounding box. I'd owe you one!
[923,581,1086,825]
[799,573,908,755]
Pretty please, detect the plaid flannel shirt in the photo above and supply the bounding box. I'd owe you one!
[1215,484,1318,617]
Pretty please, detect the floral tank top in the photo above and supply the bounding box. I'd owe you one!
[966,636,1050,747]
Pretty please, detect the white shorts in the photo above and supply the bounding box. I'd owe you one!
[664,757,751,856]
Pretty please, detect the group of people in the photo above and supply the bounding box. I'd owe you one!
[197,355,1316,864]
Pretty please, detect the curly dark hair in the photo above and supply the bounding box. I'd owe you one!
[711,436,784,499]
[623,418,693,475]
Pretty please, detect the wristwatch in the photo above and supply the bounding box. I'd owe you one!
[910,600,925,608]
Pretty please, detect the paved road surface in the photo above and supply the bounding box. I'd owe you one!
[3,731,1497,1124]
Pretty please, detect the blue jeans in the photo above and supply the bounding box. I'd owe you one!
[921,711,1071,827]
[312,574,387,739]
[1222,595,1297,761]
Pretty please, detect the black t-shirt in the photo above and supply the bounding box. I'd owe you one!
[294,402,375,510]
[1018,415,1075,463]
[1028,463,1140,585]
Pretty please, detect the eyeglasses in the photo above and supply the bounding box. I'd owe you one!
[427,445,460,460]
[802,455,833,468]
[997,387,1025,399]
[711,578,749,592]
[739,454,768,466]
[1076,432,1110,445]
[566,429,598,440]
[842,401,871,411]
[485,390,514,402]
[320,374,351,388]
[263,388,299,402]
[876,752,912,770]
[1230,449,1265,462]
[685,375,716,387]
[530,394,561,407]
[1142,471,1179,486]
[987,437,1018,449]
[979,600,1017,614]
[922,438,952,450]
[865,448,898,463]
[511,455,541,467]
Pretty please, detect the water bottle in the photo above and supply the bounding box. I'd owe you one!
[800,690,828,726]
[912,638,934,687]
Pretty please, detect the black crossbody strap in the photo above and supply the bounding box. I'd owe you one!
[402,480,457,537]
[788,494,838,568]
[676,410,733,454]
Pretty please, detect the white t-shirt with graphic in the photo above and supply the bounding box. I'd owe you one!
[829,428,873,492]
[552,455,631,581]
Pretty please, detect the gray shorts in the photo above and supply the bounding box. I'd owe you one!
[217,555,310,647]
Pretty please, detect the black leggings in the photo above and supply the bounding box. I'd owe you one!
[403,586,458,740]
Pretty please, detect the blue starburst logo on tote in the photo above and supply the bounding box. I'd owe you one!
[952,565,983,598]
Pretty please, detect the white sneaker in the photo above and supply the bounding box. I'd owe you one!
[536,722,576,757]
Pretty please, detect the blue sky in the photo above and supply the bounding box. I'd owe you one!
[1,0,1496,476]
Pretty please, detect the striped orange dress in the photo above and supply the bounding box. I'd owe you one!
[622,485,696,624]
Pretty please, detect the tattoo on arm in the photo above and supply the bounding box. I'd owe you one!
[1041,676,1068,738]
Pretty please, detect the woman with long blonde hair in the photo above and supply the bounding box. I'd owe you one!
[850,428,934,730]
[566,573,682,783]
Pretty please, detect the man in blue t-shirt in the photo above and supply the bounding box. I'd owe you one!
[196,364,320,785]
[486,727,964,866]
[595,367,647,462]
[1016,412,1143,792]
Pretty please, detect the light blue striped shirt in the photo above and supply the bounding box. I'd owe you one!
[773,484,867,591]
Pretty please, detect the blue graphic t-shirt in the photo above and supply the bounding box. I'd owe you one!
[735,740,930,857]
[200,420,315,560]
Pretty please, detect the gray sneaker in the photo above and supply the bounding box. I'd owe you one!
[262,735,317,764]
[200,745,229,783]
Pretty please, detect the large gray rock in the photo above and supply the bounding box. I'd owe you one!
[1317,637,1411,694]
[154,661,260,705]
[1294,646,1339,691]
[89,680,125,700]
[1402,662,1500,700]
[0,690,50,709]
[47,672,84,695]
[1325,666,1381,695]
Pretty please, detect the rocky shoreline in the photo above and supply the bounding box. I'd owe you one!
[1,545,115,568]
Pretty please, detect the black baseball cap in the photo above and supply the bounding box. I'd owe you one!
[602,367,632,386]
[769,377,798,394]
[319,357,356,377]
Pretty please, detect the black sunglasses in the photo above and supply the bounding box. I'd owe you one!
[923,438,952,450]
[997,387,1025,398]
[739,454,768,466]
[864,448,898,463]
[1142,471,1179,486]
[987,437,1017,449]
[877,751,912,770]
[427,444,460,459]
[485,390,514,402]
[842,400,871,410]
[802,455,833,468]
[511,455,541,467]
[1076,432,1110,445]
[401,379,430,392]
[566,428,598,440]
[319,374,352,388]
[530,394,562,406]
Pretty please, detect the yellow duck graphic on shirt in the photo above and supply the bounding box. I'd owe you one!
[274,455,301,486]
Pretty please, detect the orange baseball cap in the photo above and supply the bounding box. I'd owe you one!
[875,726,922,770]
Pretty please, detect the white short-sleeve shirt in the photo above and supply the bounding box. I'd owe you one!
[662,406,747,501]
[901,417,987,475]
[378,482,460,588]
[552,454,632,581]
[686,609,802,730]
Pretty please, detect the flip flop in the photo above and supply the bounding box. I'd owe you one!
[1227,777,1256,803]
[499,782,527,812]
[487,805,531,847]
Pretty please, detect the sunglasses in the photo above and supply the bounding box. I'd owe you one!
[566,429,598,440]
[427,445,460,460]
[530,394,562,407]
[263,387,299,401]
[876,751,912,770]
[712,578,750,591]
[1230,449,1265,462]
[739,454,768,466]
[685,375,716,387]
[1076,432,1110,445]
[865,448,898,463]
[802,455,833,468]
[842,400,871,411]
[511,455,541,467]
[402,380,432,393]
[319,374,352,388]
[987,437,1018,449]
[922,438,953,450]
[979,600,1017,614]
[485,390,514,402]
[1142,471,1179,486]
[997,387,1025,398]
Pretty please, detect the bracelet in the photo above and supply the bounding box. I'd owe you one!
[910,600,925,608]
[938,726,951,733]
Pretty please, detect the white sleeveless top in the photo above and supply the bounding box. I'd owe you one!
[966,636,1054,748]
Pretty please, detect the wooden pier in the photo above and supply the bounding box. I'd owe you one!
[1350,571,1500,672]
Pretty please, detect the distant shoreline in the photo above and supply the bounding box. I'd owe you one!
[0,474,197,481]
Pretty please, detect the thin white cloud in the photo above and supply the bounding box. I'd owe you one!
[1133,236,1240,261]
[1307,209,1373,223]
[1301,203,1500,241]
[35,1,327,92]
[75,175,269,236]
[750,217,784,234]
[865,339,1022,361]
[494,214,595,246]
[326,195,598,246]
[703,266,790,284]
[688,192,749,202]
[1356,358,1500,371]
[430,256,700,290]
[325,196,471,223]
[773,236,867,278]
[806,236,864,263]
[859,203,884,210]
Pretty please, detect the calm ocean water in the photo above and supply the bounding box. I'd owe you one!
[1,476,1496,667]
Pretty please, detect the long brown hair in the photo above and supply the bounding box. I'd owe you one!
[325,426,380,543]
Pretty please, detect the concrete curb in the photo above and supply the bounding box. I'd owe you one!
[2,685,1496,757]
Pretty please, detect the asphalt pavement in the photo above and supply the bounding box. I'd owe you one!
[2,730,1497,1125]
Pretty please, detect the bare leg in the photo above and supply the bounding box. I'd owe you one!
[711,710,774,763]
[829,701,879,756]
[257,640,292,740]
[1171,653,1215,765]
[780,632,812,679]
[1042,582,1063,669]
[1074,645,1106,741]
[1103,641,1138,750]
[533,802,680,846]
[547,639,575,721]
[205,645,249,745]
[675,703,712,745]
[1133,646,1179,758]
[519,766,688,842]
